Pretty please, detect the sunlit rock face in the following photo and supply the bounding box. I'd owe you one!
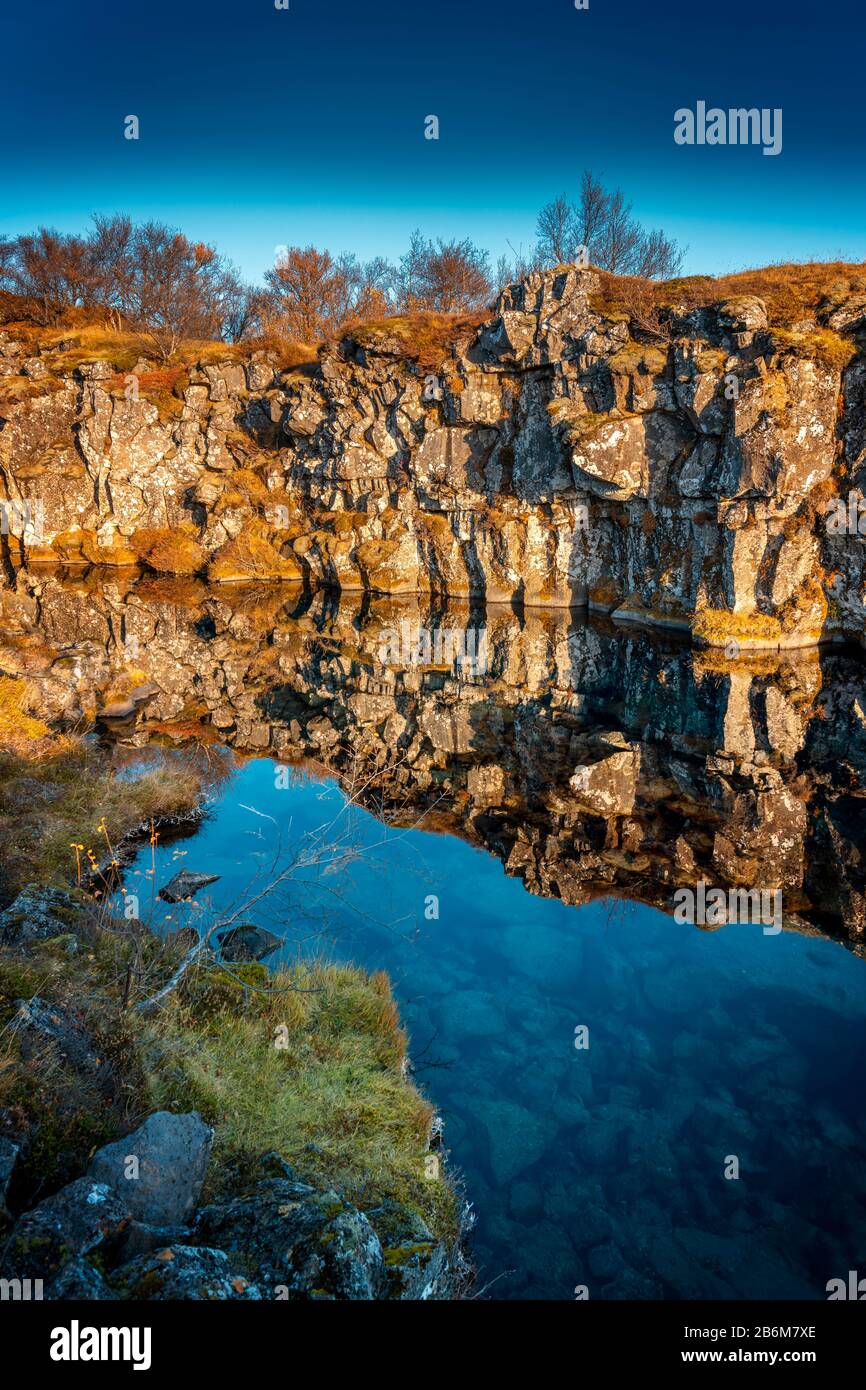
[2,266,865,649]
[3,572,865,946]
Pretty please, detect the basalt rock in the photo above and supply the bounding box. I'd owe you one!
[2,265,864,650]
[5,1178,129,1279]
[0,884,83,946]
[88,1111,214,1227]
[216,923,282,963]
[158,870,220,903]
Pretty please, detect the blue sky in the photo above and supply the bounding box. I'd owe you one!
[1,0,863,282]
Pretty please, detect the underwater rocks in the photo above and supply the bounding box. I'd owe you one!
[158,870,220,903]
[216,923,282,962]
[2,264,865,649]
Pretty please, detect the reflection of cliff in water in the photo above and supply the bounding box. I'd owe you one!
[5,567,866,947]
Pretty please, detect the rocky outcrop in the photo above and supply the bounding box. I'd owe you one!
[2,265,865,649]
[0,1097,463,1301]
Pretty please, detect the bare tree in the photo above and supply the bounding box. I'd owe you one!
[88,214,136,329]
[535,171,685,280]
[631,227,685,280]
[123,224,243,361]
[594,188,643,273]
[4,227,98,323]
[575,169,609,251]
[263,245,352,340]
[535,194,575,266]
[397,233,492,312]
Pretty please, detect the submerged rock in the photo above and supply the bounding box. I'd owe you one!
[158,870,220,903]
[216,923,282,962]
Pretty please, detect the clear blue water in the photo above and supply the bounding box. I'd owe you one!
[125,757,866,1300]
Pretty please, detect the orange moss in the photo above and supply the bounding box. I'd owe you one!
[343,311,489,371]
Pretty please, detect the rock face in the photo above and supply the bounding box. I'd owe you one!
[2,264,864,649]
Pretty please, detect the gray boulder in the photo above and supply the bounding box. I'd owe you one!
[13,996,107,1090]
[0,1136,19,1217]
[0,886,82,946]
[115,1219,192,1265]
[49,1257,113,1300]
[364,1200,453,1299]
[194,1177,387,1299]
[89,1111,213,1227]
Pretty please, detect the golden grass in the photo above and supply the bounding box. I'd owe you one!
[0,729,204,897]
[0,675,55,746]
[593,260,866,334]
[344,310,489,370]
[692,608,782,646]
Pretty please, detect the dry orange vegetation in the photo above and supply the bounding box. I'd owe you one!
[0,296,318,375]
[594,260,866,329]
[2,262,864,386]
[343,309,489,369]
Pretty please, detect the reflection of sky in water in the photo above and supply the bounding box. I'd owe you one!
[128,758,866,1301]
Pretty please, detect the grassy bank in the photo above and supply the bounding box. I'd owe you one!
[0,670,457,1243]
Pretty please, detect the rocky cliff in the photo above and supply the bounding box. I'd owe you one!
[2,264,866,650]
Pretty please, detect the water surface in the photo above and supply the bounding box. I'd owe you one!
[129,757,866,1301]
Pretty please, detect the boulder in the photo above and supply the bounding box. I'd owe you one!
[194,1177,387,1299]
[89,1111,213,1227]
[0,1136,19,1217]
[0,885,83,947]
[364,1200,454,1299]
[49,1257,113,1300]
[13,996,107,1089]
[112,1245,262,1300]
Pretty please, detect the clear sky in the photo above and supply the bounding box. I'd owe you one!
[1,0,863,283]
